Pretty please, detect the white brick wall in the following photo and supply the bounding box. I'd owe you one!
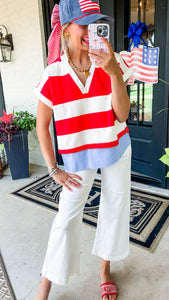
[0,0,50,166]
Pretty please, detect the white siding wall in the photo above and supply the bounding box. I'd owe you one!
[0,0,49,166]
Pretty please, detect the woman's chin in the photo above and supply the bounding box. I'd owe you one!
[82,43,89,50]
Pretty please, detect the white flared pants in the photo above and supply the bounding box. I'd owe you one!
[42,145,131,285]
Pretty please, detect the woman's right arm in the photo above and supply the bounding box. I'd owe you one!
[36,100,57,169]
[36,100,82,191]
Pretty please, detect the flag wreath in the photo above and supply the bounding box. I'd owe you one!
[120,45,159,84]
[120,21,160,85]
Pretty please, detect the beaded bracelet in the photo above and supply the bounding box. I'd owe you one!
[48,163,58,177]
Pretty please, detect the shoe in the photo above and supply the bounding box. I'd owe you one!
[100,282,118,299]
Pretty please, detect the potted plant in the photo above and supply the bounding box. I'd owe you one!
[0,110,36,180]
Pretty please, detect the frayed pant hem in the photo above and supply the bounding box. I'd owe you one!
[41,271,68,286]
[92,250,129,262]
[41,270,80,286]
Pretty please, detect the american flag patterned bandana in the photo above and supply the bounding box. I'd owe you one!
[47,4,61,65]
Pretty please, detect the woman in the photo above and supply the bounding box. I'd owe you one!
[34,0,133,299]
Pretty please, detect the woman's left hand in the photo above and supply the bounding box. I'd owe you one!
[88,38,121,78]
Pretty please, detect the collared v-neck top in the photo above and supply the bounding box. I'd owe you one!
[35,53,134,172]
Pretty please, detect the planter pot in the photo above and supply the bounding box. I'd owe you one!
[3,129,29,180]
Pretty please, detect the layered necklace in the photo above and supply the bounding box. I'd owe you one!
[66,48,91,78]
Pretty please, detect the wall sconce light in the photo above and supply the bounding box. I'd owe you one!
[0,25,14,62]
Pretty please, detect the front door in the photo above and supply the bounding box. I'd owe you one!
[115,0,169,188]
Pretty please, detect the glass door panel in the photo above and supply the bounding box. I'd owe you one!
[129,83,153,123]
[128,0,155,126]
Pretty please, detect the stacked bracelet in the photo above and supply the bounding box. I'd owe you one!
[48,163,58,177]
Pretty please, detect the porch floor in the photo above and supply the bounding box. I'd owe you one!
[0,164,169,300]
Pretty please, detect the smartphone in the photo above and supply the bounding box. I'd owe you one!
[88,23,110,62]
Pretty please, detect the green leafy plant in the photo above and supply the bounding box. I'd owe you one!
[0,143,4,151]
[12,111,36,131]
[159,148,169,178]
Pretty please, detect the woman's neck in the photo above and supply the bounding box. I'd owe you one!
[68,46,90,68]
[66,46,92,86]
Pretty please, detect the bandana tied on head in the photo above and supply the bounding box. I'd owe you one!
[47,4,61,65]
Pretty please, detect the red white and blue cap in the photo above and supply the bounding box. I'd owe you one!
[59,0,113,25]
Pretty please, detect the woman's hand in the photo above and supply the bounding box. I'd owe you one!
[88,37,121,78]
[53,168,83,192]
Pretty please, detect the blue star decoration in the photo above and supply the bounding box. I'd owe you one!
[142,47,159,66]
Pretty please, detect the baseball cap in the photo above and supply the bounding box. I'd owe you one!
[59,0,113,26]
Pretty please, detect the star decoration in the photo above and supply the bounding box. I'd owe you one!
[0,110,13,123]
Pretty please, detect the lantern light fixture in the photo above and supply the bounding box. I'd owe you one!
[0,25,14,62]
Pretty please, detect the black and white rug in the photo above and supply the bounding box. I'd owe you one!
[10,175,169,252]
[0,251,17,300]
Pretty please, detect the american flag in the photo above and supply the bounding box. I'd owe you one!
[120,45,159,84]
[79,0,101,13]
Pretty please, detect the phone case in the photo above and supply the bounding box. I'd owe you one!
[88,23,110,62]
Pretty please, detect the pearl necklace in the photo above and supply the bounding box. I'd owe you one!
[66,48,91,78]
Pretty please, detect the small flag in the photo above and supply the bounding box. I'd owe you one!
[120,45,159,84]
[79,0,101,13]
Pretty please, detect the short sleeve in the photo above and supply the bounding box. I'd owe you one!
[34,69,53,109]
[114,52,134,84]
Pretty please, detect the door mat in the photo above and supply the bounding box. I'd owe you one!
[10,175,169,253]
[0,251,17,300]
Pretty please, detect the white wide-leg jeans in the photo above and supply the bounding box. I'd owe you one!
[42,145,131,285]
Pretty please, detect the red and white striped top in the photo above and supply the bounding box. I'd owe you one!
[35,53,133,155]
